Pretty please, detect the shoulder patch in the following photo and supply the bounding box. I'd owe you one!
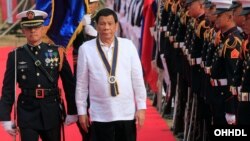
[231,49,239,58]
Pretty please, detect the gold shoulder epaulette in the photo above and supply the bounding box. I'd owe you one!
[223,36,242,57]
[203,28,210,41]
[242,39,249,59]
[214,30,221,46]
[209,28,215,41]
[165,0,172,11]
[171,1,178,14]
[195,20,209,38]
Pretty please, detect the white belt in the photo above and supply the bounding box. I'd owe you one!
[210,78,228,86]
[230,86,241,96]
[162,26,167,31]
[169,36,174,43]
[238,92,250,102]
[204,66,211,74]
[187,54,191,62]
[182,45,186,53]
[166,31,170,37]
[174,42,184,48]
[190,57,202,65]
[200,61,205,68]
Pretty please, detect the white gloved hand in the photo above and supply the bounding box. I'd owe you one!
[82,14,91,25]
[1,121,18,136]
[64,115,78,126]
[84,25,97,37]
[225,113,236,125]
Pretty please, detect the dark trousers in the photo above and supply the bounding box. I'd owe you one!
[91,120,136,141]
[20,125,60,141]
[237,102,250,125]
[77,121,91,141]
[210,86,228,125]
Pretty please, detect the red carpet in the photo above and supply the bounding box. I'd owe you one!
[0,46,176,141]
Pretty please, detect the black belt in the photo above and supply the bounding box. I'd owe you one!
[22,88,60,99]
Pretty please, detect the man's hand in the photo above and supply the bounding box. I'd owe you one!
[1,121,18,136]
[225,113,236,125]
[78,115,90,133]
[135,109,146,128]
[64,115,78,126]
[151,60,157,70]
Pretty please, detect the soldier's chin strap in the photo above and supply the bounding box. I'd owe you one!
[23,45,55,83]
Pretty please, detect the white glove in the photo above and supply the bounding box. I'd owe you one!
[82,14,91,25]
[225,113,236,125]
[64,115,78,126]
[1,121,18,136]
[84,25,97,37]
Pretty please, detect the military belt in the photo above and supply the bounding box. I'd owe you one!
[230,86,241,96]
[166,31,170,37]
[204,66,211,74]
[238,92,250,102]
[190,57,202,66]
[161,26,167,31]
[184,48,189,56]
[169,35,175,43]
[200,61,205,68]
[210,78,228,87]
[22,88,60,99]
[182,45,186,53]
[174,42,184,49]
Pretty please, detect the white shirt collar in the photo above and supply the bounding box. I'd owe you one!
[99,38,115,48]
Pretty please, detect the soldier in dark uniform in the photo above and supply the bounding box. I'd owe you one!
[186,0,209,140]
[231,0,244,28]
[0,10,77,141]
[210,0,243,125]
[170,0,188,137]
[237,0,250,125]
[73,0,99,75]
[202,1,218,139]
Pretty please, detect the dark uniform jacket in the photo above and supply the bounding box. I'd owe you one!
[211,27,243,86]
[241,42,250,92]
[0,42,77,130]
[210,27,243,113]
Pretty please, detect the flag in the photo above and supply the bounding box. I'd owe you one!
[0,0,17,23]
[141,0,158,93]
[36,0,85,48]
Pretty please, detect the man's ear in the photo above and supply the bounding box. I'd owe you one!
[115,22,119,31]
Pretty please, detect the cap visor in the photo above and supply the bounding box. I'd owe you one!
[213,9,227,15]
[240,9,250,16]
[229,4,240,10]
[205,3,212,8]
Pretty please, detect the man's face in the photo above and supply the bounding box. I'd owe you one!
[188,1,201,18]
[215,12,230,30]
[233,6,244,27]
[205,6,216,23]
[89,2,99,14]
[22,26,44,44]
[96,15,118,41]
[242,14,250,34]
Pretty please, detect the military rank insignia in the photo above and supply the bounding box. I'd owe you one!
[231,49,239,59]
